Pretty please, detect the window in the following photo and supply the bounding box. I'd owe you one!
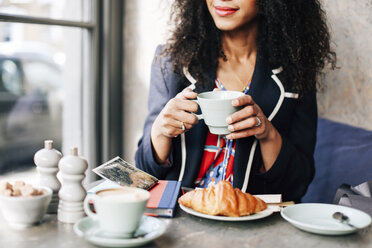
[0,0,102,182]
[0,0,88,22]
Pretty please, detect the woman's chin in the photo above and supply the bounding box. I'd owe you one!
[214,21,240,32]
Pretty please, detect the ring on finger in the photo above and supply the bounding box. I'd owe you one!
[181,121,186,131]
[254,116,261,127]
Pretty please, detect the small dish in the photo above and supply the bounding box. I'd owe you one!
[179,203,273,221]
[281,203,371,235]
[73,215,167,247]
[0,185,52,228]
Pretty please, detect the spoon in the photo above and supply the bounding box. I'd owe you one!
[332,212,358,229]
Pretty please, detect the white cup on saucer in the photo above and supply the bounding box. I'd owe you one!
[83,187,150,239]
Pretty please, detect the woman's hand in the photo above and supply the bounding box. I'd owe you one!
[225,95,282,171]
[151,88,199,163]
[225,95,273,140]
[152,88,199,139]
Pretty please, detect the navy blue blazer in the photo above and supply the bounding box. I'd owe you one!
[135,45,317,202]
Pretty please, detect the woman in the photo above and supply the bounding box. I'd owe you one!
[135,0,335,202]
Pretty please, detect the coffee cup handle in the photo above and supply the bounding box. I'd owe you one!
[191,99,203,120]
[84,194,99,220]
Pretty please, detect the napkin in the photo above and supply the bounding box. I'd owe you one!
[333,180,372,216]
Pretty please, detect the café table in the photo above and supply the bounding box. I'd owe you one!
[0,204,371,248]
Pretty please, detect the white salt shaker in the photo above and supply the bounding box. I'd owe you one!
[57,147,88,223]
[34,140,62,213]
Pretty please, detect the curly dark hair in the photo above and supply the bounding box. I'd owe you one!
[165,0,336,96]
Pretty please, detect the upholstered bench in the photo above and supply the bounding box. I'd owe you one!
[302,118,372,203]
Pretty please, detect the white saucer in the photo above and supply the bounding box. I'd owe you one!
[180,203,273,221]
[73,216,167,247]
[281,203,371,235]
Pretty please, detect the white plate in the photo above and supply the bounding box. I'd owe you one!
[73,216,167,247]
[179,204,273,221]
[281,203,371,235]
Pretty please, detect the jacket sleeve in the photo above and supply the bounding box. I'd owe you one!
[134,45,174,179]
[260,92,317,201]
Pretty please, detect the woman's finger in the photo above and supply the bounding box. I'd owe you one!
[160,118,194,137]
[176,87,198,100]
[226,128,257,140]
[164,120,193,132]
[227,115,261,132]
[162,105,197,124]
[174,109,199,125]
[231,95,255,107]
[172,98,199,113]
[227,104,258,124]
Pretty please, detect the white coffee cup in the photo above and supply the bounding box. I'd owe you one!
[84,187,150,238]
[194,90,244,135]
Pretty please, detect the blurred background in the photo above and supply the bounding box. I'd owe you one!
[0,0,371,183]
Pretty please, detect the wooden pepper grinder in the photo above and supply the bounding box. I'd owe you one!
[34,140,62,214]
[58,147,88,223]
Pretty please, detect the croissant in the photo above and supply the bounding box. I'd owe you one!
[178,180,267,217]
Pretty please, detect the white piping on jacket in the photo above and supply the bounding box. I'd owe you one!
[178,67,197,181]
[268,67,285,122]
[183,67,196,90]
[241,66,285,192]
[284,92,299,99]
[178,133,187,181]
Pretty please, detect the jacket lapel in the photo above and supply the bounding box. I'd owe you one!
[233,56,282,189]
[247,56,281,118]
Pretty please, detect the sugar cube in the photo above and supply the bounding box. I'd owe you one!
[13,181,26,191]
[20,184,39,197]
[0,181,13,191]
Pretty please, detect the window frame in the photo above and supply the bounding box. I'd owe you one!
[0,0,124,181]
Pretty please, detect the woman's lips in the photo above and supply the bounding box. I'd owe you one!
[214,6,238,17]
